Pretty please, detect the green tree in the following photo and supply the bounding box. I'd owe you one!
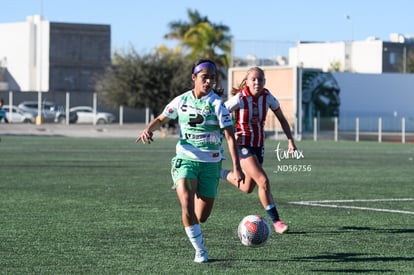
[328,60,342,72]
[404,47,414,73]
[396,46,414,73]
[96,10,232,114]
[95,49,193,116]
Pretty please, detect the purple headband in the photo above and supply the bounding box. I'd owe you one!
[193,62,216,75]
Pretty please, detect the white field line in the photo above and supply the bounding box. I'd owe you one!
[289,198,414,215]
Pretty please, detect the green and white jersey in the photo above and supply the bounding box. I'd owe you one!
[162,90,233,162]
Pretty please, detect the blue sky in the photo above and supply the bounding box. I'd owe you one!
[2,0,414,59]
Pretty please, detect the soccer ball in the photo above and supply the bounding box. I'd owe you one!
[238,215,271,247]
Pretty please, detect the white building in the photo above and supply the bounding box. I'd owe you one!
[289,34,413,73]
[0,15,110,94]
[0,15,50,92]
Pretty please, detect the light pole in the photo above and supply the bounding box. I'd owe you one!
[344,15,354,72]
[36,15,43,125]
[403,46,407,73]
[36,0,44,125]
[345,15,354,41]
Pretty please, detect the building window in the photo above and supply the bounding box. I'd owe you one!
[389,52,397,65]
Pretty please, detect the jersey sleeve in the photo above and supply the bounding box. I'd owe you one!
[224,93,240,112]
[161,95,180,120]
[268,92,280,111]
[216,100,233,129]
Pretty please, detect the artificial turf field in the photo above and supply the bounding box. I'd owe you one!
[0,136,413,274]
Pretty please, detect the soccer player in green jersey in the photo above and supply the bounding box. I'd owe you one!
[136,59,244,263]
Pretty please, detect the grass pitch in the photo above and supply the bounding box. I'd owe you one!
[0,136,413,274]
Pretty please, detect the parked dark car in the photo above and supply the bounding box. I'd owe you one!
[17,101,77,123]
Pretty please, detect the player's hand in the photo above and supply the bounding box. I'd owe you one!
[288,139,297,153]
[234,169,245,188]
[136,129,153,144]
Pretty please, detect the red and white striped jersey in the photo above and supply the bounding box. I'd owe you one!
[225,87,280,147]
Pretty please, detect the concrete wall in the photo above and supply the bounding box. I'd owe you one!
[228,66,297,132]
[49,22,111,93]
[228,66,414,133]
[334,72,414,117]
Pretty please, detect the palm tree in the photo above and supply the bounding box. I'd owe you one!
[183,22,231,81]
[164,9,208,42]
[164,9,232,82]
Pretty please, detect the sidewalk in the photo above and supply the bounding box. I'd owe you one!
[0,123,150,138]
[2,123,412,142]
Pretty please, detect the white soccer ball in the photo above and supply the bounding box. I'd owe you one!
[237,214,271,247]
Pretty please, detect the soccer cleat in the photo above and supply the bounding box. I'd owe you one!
[194,250,208,263]
[274,220,288,234]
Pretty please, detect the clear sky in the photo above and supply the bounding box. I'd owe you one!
[2,0,414,59]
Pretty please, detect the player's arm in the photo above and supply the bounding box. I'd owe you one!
[273,108,297,152]
[136,114,170,144]
[223,125,245,185]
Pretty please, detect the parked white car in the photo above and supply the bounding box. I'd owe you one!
[3,105,35,123]
[69,106,116,124]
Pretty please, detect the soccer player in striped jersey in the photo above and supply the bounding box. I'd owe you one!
[136,59,244,263]
[221,66,297,234]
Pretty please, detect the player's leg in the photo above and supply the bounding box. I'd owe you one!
[220,146,258,193]
[240,154,274,207]
[195,161,220,223]
[175,177,199,226]
[172,158,208,263]
[222,168,257,193]
[189,160,222,263]
[175,177,209,263]
[239,155,288,234]
[195,195,214,223]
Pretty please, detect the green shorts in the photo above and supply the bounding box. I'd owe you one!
[171,157,221,198]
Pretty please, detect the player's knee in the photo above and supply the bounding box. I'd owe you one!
[255,175,269,187]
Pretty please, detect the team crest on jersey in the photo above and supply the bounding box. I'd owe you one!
[201,106,213,116]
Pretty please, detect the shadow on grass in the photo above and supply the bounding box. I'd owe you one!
[281,226,413,272]
[209,252,413,264]
[294,252,413,263]
[339,226,414,234]
[206,258,280,264]
[310,269,394,273]
[288,226,414,235]
[296,252,412,273]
